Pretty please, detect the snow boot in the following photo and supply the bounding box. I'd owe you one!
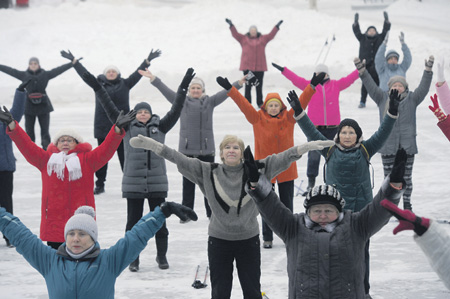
[129,257,139,272]
[156,255,169,270]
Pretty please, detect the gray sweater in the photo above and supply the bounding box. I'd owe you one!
[154,144,303,241]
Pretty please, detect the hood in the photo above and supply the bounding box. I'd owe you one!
[261,92,286,113]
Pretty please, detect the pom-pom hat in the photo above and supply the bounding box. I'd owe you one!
[64,206,98,242]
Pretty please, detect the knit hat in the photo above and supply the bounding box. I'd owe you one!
[388,76,408,90]
[386,49,400,61]
[304,184,345,213]
[29,57,40,65]
[366,26,377,33]
[103,65,121,76]
[315,64,329,75]
[264,93,283,110]
[336,118,362,142]
[64,206,98,242]
[190,77,205,92]
[52,128,84,145]
[134,102,152,115]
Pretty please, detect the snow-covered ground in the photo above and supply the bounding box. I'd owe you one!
[1,0,450,298]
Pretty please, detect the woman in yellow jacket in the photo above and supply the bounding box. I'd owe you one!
[216,73,324,248]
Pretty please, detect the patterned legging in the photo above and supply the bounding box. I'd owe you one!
[381,154,415,210]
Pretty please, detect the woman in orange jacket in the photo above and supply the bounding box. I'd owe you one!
[216,73,324,248]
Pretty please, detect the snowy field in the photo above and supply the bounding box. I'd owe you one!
[1,0,450,298]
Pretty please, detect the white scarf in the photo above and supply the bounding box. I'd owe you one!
[47,152,82,181]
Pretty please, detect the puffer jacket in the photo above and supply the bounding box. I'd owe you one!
[375,42,412,91]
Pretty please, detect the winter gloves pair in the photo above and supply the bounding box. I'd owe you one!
[354,11,388,25]
[429,94,448,122]
[61,49,161,66]
[225,18,283,29]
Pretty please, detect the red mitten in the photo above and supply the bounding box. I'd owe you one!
[380,199,430,236]
[429,94,448,122]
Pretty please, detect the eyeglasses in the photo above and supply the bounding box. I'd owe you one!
[58,138,76,144]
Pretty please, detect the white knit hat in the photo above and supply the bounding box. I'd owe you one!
[315,64,329,75]
[52,128,84,145]
[190,77,205,92]
[64,206,98,242]
[103,65,121,76]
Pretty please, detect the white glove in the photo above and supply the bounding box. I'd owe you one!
[129,134,163,154]
[297,140,335,156]
[437,57,445,83]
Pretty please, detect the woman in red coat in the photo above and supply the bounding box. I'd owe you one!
[0,107,129,249]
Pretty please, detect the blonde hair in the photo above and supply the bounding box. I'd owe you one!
[219,135,245,163]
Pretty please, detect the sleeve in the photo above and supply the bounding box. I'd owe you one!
[95,88,121,124]
[352,22,363,41]
[362,113,397,157]
[410,70,433,106]
[46,63,73,80]
[123,60,147,89]
[10,90,26,123]
[208,80,242,107]
[360,70,386,105]
[437,117,450,142]
[0,64,27,81]
[260,26,279,45]
[262,146,303,180]
[151,77,177,104]
[158,85,188,133]
[336,69,360,91]
[228,86,259,124]
[282,67,309,90]
[230,25,245,43]
[436,82,450,115]
[375,42,387,75]
[294,111,329,156]
[400,43,412,72]
[72,61,89,79]
[380,20,391,39]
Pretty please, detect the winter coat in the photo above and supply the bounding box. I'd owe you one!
[437,117,450,142]
[361,69,433,155]
[94,86,185,199]
[0,89,26,172]
[436,81,450,115]
[73,61,148,139]
[230,25,279,72]
[247,173,404,299]
[150,77,243,156]
[0,63,72,115]
[414,221,450,290]
[150,142,303,241]
[295,111,397,211]
[228,85,314,183]
[281,67,359,126]
[7,123,125,242]
[375,42,412,91]
[0,206,166,299]
[353,20,391,68]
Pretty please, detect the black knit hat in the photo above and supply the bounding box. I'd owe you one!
[134,102,152,115]
[304,185,345,213]
[336,118,362,143]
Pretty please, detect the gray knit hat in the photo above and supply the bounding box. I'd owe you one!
[386,49,400,61]
[304,185,345,212]
[190,77,205,92]
[134,102,152,115]
[52,128,84,145]
[388,76,408,90]
[29,57,40,65]
[64,206,98,242]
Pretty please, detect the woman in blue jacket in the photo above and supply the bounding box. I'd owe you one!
[0,203,196,299]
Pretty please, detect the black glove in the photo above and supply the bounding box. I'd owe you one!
[216,76,232,90]
[115,110,137,130]
[383,11,389,22]
[286,90,303,116]
[160,202,198,222]
[61,50,82,62]
[0,106,14,125]
[18,79,31,92]
[179,68,195,91]
[147,49,162,62]
[225,18,233,27]
[276,20,283,29]
[272,62,284,72]
[244,70,259,86]
[310,72,326,88]
[82,72,102,92]
[390,148,407,183]
[354,13,359,23]
[243,146,260,184]
[354,57,366,75]
[388,89,400,116]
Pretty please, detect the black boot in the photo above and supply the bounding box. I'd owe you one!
[156,237,169,269]
[156,255,169,270]
[94,185,105,195]
[302,177,316,196]
[129,256,139,272]
[5,238,14,248]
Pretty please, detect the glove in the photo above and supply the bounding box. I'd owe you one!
[216,76,232,90]
[436,58,445,83]
[129,134,163,154]
[225,18,233,27]
[354,13,359,23]
[243,146,260,184]
[276,20,283,29]
[147,49,161,62]
[429,94,447,122]
[390,148,407,183]
[425,55,434,72]
[160,201,198,221]
[297,140,335,156]
[244,71,259,86]
[380,199,430,236]
[61,50,82,62]
[286,90,303,116]
[399,31,405,44]
[310,72,326,88]
[179,67,195,91]
[383,31,390,44]
[388,89,400,116]
[115,110,137,130]
[82,72,102,92]
[383,11,389,22]
[272,62,284,72]
[354,57,366,75]
[18,79,31,92]
[0,106,14,125]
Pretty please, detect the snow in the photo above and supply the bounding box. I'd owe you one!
[1,0,450,298]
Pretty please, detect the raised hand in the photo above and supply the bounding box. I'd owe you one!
[115,110,137,130]
[425,55,435,72]
[310,72,326,87]
[18,79,31,92]
[354,13,359,23]
[388,89,401,116]
[129,134,163,153]
[216,76,232,90]
[82,72,102,92]
[0,106,14,125]
[179,68,195,91]
[354,57,366,75]
[160,202,198,221]
[276,20,283,28]
[272,62,284,72]
[399,31,405,44]
[380,199,430,236]
[147,49,162,62]
[429,94,447,122]
[243,146,260,184]
[297,140,335,156]
[436,58,445,83]
[225,18,233,27]
[61,50,82,63]
[390,148,407,183]
[286,90,303,116]
[383,11,389,22]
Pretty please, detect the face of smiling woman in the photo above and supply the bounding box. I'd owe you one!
[66,229,94,254]
[220,141,243,166]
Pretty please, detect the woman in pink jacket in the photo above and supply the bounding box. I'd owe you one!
[0,106,130,249]
[226,18,282,107]
[272,62,359,194]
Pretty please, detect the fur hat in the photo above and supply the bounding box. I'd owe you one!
[315,64,329,75]
[64,206,98,242]
[388,76,408,90]
[336,118,362,143]
[304,184,345,213]
[190,77,205,92]
[29,57,40,65]
[103,65,121,76]
[52,128,84,145]
[386,49,400,61]
[134,102,152,115]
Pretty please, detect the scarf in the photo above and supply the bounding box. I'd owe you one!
[47,152,82,181]
[65,244,95,260]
